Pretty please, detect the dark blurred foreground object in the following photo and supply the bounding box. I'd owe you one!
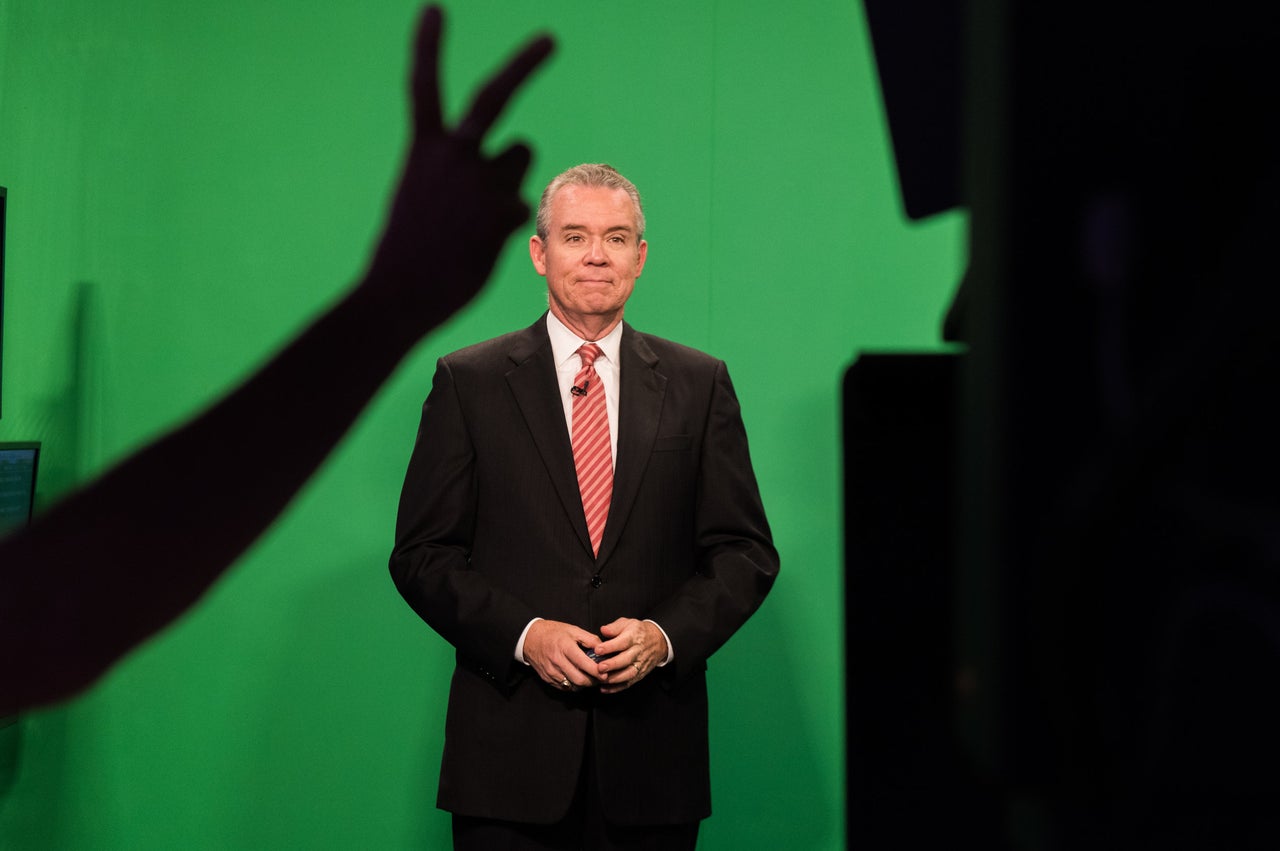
[844,354,1009,849]
[861,0,962,221]
[0,6,553,718]
[851,0,1279,847]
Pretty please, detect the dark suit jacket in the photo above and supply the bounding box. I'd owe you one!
[390,315,778,826]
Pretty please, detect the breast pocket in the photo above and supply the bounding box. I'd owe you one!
[652,434,693,452]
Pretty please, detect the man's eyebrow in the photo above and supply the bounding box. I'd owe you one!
[559,223,635,233]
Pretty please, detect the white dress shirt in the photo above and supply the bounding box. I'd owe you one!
[547,312,622,470]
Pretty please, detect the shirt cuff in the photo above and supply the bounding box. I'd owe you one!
[515,617,542,664]
[645,619,674,666]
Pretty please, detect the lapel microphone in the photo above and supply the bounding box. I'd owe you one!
[570,381,589,397]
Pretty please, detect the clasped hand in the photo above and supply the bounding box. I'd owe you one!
[524,618,668,694]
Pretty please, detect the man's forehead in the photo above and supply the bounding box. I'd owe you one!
[551,185,632,210]
[549,185,639,232]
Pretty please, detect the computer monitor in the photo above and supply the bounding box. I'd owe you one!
[0,441,40,537]
[1,186,7,418]
[1,439,35,758]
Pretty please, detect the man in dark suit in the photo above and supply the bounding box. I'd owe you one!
[390,163,778,849]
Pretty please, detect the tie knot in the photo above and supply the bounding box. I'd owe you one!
[577,343,603,369]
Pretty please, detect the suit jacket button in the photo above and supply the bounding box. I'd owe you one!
[590,574,603,589]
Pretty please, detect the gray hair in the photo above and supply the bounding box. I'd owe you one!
[535,163,645,241]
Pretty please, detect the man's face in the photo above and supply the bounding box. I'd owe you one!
[530,184,647,337]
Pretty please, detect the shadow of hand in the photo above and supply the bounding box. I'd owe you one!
[366,5,554,326]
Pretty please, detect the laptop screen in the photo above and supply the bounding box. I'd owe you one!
[0,441,40,537]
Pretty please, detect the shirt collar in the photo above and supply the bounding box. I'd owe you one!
[546,312,623,369]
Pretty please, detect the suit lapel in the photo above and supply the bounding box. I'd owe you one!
[504,318,594,553]
[598,324,666,565]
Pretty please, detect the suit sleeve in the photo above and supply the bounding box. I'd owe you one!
[389,357,537,683]
[649,359,780,680]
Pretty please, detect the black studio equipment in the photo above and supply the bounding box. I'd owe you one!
[848,1,1279,847]
[845,2,996,847]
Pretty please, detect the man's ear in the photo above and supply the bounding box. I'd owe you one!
[529,234,547,275]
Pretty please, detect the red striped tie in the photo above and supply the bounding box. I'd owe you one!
[571,343,612,556]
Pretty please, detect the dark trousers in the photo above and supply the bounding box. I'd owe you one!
[451,717,700,851]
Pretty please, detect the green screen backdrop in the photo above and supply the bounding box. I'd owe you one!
[0,1,965,847]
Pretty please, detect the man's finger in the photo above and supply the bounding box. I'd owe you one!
[411,5,445,136]
[455,34,554,144]
[600,660,643,694]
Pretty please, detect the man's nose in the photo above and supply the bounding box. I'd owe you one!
[584,238,608,264]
